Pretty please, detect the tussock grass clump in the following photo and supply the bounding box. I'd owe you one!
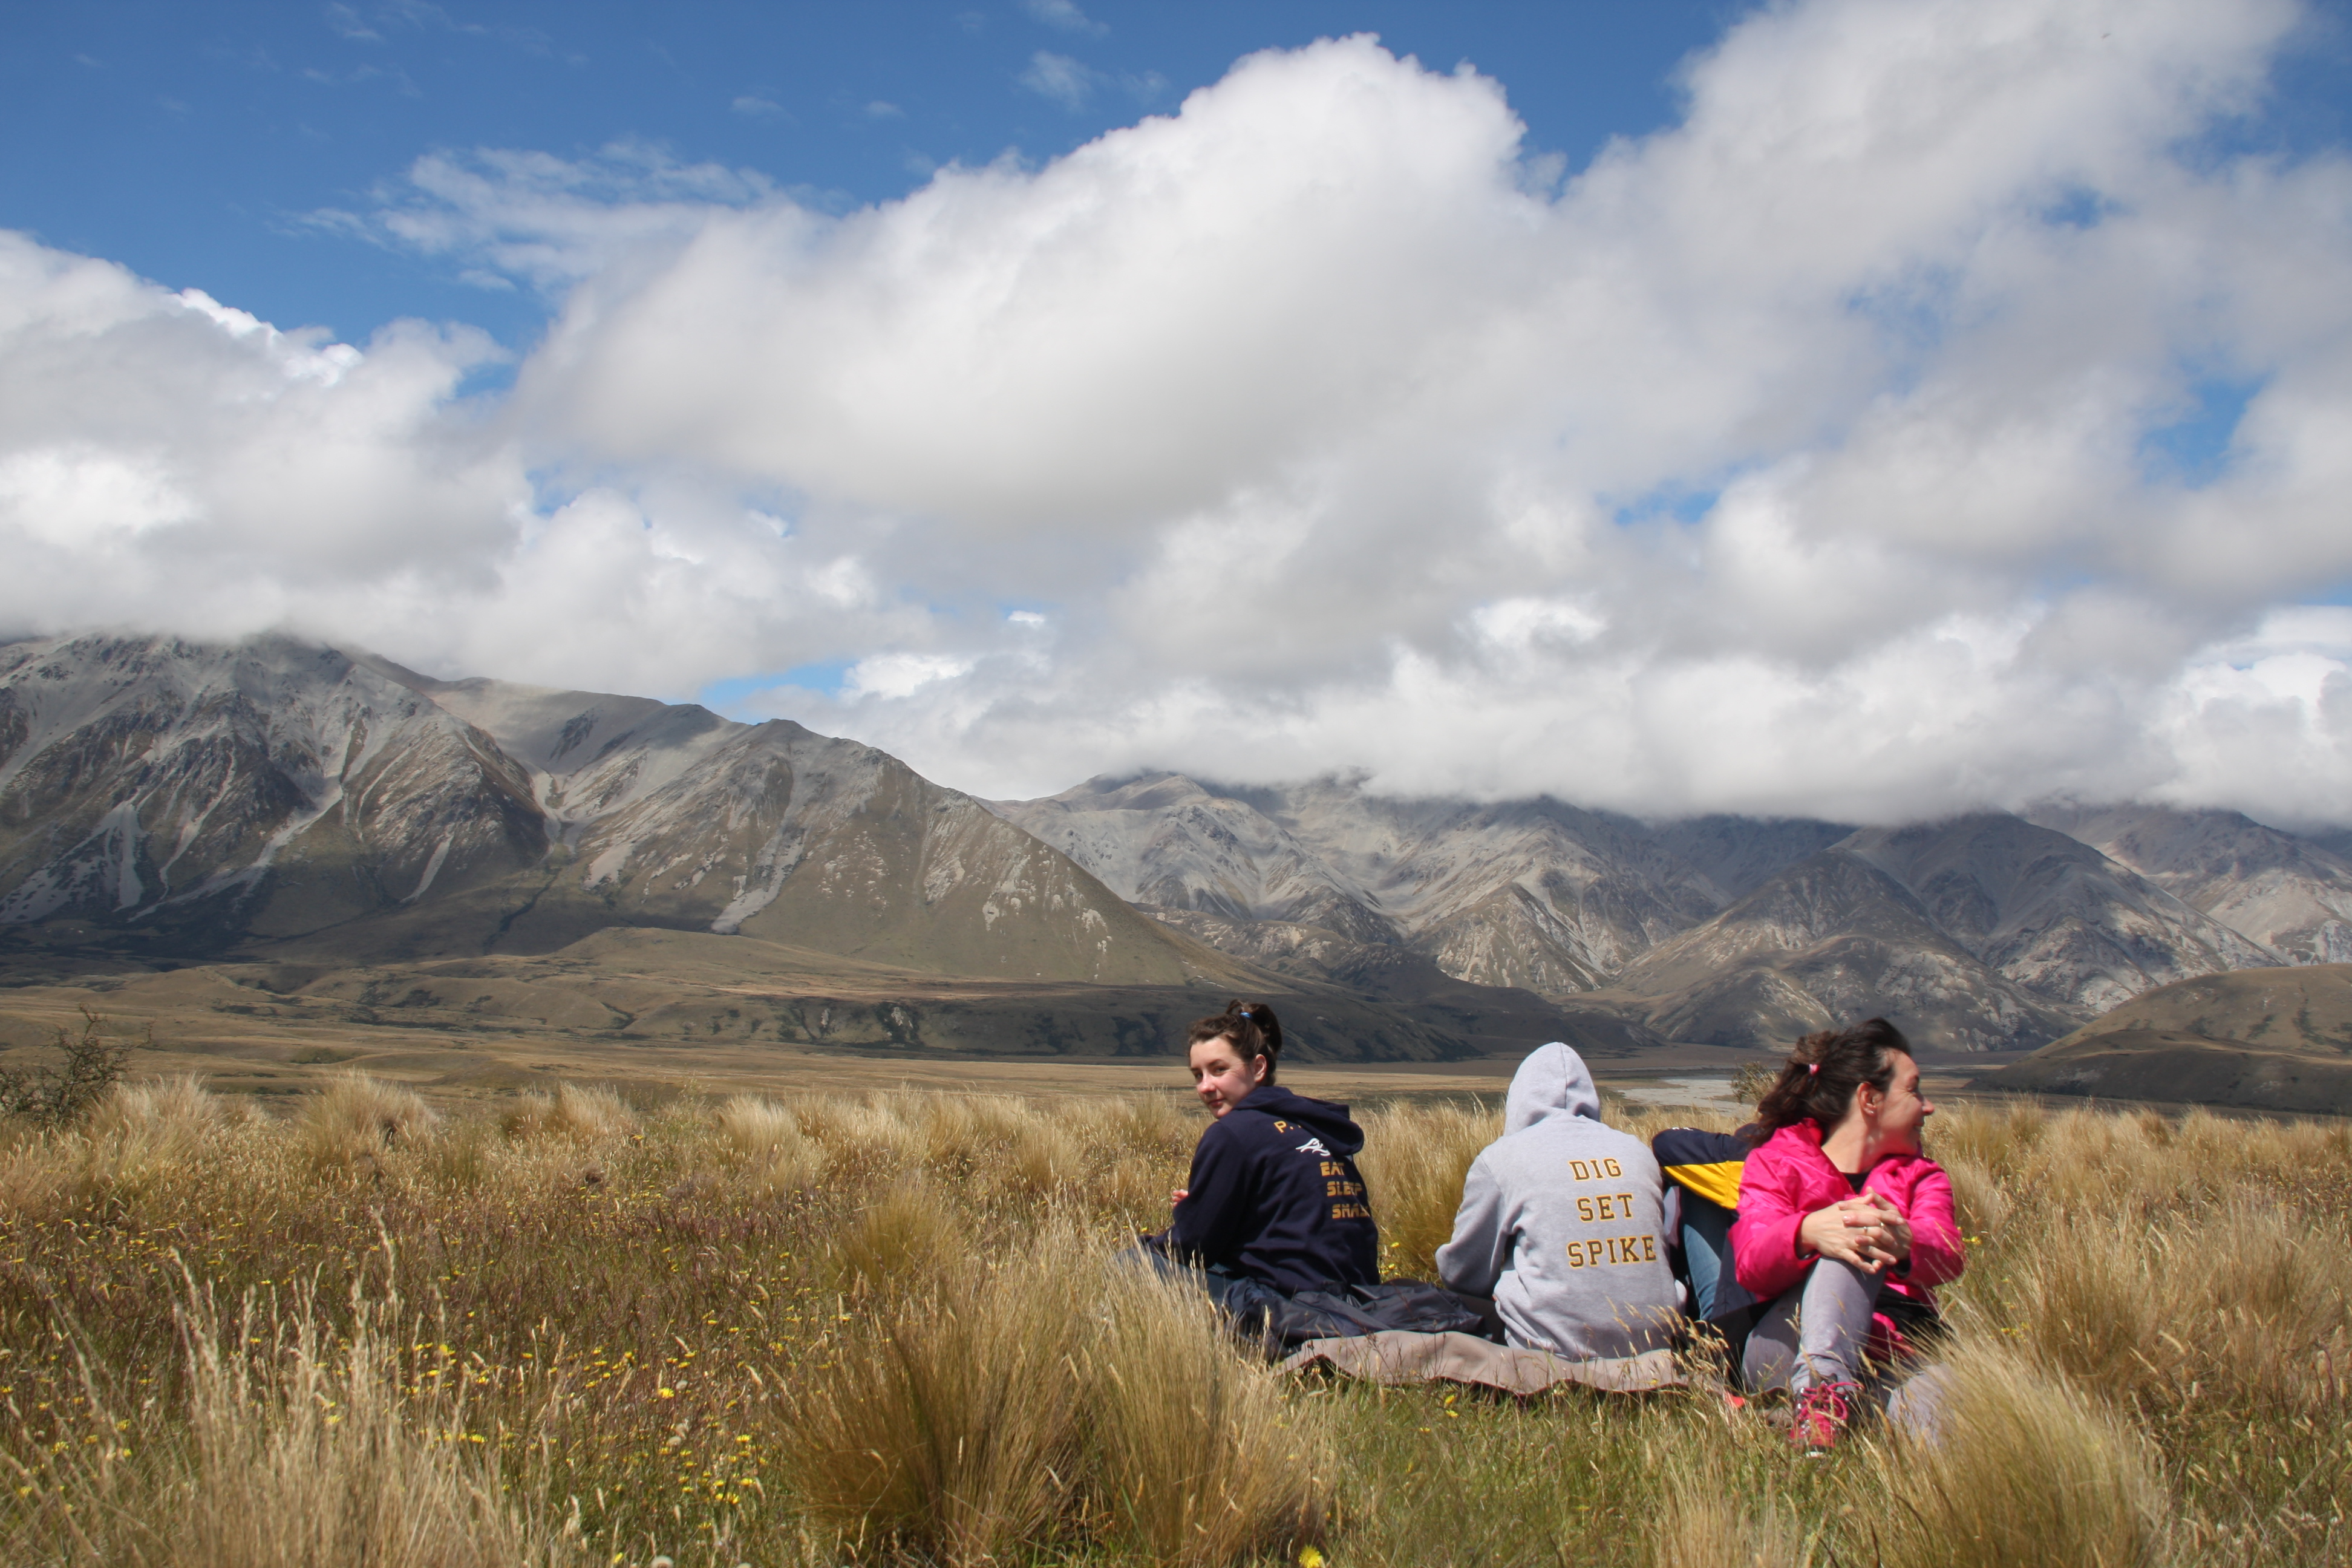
[714,1093,822,1193]
[786,1226,1087,1564]
[295,1074,438,1171]
[829,1175,969,1298]
[1084,1253,1333,1566]
[1866,1339,2172,1568]
[789,1221,1331,1568]
[795,1093,928,1180]
[1,1074,230,1219]
[502,1082,638,1143]
[1649,1442,1808,1568]
[1991,1198,2352,1414]
[86,1073,224,1144]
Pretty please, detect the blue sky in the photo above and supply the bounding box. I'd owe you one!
[5,0,2352,823]
[6,2,1760,350]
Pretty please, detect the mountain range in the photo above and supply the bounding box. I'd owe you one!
[7,632,2351,1067]
[0,634,1595,1063]
[994,774,2352,1054]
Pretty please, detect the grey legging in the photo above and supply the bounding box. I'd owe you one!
[1743,1256,1949,1440]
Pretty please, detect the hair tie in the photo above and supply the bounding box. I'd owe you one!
[1805,1062,1820,1076]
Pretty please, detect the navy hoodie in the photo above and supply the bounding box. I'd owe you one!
[1158,1084,1380,1293]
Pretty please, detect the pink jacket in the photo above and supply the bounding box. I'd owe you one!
[1730,1122,1965,1312]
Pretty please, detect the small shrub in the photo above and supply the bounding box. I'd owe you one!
[0,1008,140,1127]
[1729,1060,1780,1107]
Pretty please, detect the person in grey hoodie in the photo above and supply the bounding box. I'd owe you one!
[1436,1042,1679,1361]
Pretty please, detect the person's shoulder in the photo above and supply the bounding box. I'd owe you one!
[1876,1151,1950,1187]
[1492,1112,1654,1169]
[1651,1126,1752,1166]
[1192,1111,1253,1156]
[1750,1122,1819,1156]
[1206,1099,1289,1149]
[1741,1123,1824,1178]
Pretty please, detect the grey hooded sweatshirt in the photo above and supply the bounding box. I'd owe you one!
[1436,1042,1678,1361]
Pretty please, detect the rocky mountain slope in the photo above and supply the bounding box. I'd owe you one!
[1598,847,2084,1053]
[996,774,1756,996]
[1837,817,2276,1011]
[997,775,2339,1052]
[0,635,1227,991]
[0,637,547,950]
[2027,802,2352,965]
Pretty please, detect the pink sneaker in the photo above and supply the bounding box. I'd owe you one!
[1788,1380,1862,1452]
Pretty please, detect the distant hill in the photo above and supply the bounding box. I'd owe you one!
[0,924,1572,1112]
[1982,964,2352,1114]
[0,635,1681,1066]
[1137,906,1671,1059]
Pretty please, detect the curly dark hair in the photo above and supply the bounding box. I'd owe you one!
[1746,1018,1912,1144]
[1185,1000,1284,1082]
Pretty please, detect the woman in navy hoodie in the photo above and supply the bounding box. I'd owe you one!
[1144,1000,1380,1300]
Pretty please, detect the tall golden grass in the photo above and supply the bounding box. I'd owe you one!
[1864,1338,2172,1568]
[7,1269,549,1566]
[0,1077,2345,1565]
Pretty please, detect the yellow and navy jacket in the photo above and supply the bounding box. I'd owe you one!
[1651,1127,1748,1214]
[1650,1126,1759,1322]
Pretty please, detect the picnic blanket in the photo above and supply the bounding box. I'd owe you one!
[1279,1329,1684,1395]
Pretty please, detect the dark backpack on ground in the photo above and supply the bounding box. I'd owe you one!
[1224,1277,1490,1355]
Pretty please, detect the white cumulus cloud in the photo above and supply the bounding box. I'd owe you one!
[5,0,2352,829]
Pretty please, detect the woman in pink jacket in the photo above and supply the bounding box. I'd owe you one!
[1730,1017,1962,1451]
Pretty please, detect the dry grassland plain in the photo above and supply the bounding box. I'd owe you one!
[1,1036,2348,1566]
[0,939,1559,1106]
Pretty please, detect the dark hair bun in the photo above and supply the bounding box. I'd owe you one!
[1226,1001,1281,1056]
[1184,1001,1285,1081]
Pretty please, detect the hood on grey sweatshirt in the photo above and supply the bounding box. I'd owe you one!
[1502,1040,1602,1133]
[1437,1042,1677,1362]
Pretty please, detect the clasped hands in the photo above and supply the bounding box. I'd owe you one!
[1797,1190,1913,1272]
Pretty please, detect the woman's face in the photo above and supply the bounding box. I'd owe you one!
[1861,1051,1935,1153]
[1189,1034,1266,1119]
